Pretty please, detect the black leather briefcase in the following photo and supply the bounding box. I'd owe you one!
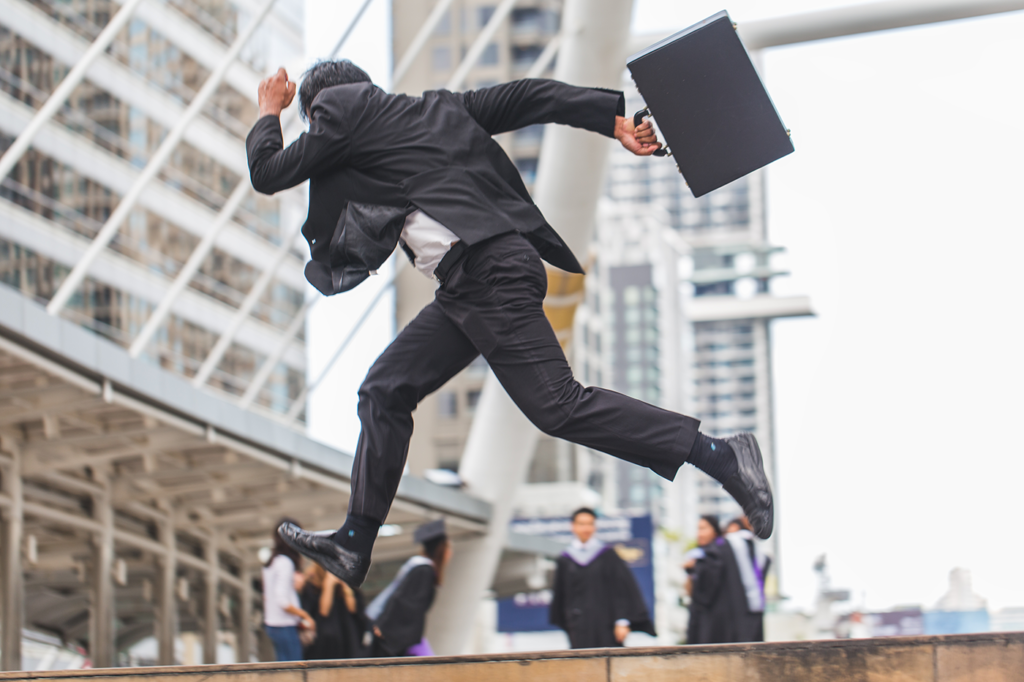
[627,10,794,197]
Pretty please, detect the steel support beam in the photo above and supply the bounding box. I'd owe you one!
[0,437,23,671]
[90,475,115,668]
[156,517,177,666]
[0,0,145,183]
[202,533,219,664]
[236,566,254,664]
[427,0,636,656]
[47,0,279,316]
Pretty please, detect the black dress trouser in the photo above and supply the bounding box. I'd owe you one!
[348,232,701,522]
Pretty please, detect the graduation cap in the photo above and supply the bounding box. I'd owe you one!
[627,10,794,197]
[413,518,446,545]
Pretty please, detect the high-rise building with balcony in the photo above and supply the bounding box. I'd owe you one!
[0,0,309,418]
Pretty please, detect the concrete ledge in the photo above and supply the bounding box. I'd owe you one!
[2,632,1022,681]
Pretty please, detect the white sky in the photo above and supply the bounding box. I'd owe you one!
[301,1,1024,615]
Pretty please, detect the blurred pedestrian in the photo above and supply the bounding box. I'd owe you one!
[549,508,656,648]
[262,518,316,661]
[300,563,371,659]
[724,516,769,642]
[366,519,451,657]
[685,514,762,644]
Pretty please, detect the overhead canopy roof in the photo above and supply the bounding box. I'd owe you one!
[0,284,559,650]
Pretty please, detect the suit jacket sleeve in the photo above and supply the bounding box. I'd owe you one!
[461,78,624,138]
[374,565,435,655]
[246,100,353,195]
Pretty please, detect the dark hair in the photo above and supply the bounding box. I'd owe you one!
[727,516,750,532]
[699,515,722,539]
[298,59,372,122]
[571,507,597,522]
[423,535,450,586]
[267,517,302,568]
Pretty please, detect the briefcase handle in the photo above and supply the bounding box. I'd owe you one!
[633,108,670,157]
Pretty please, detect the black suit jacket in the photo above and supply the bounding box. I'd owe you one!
[246,79,624,295]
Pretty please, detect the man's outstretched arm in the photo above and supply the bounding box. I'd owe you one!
[246,68,351,194]
[462,78,661,156]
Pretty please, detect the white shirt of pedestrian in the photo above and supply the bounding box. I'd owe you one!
[261,554,300,627]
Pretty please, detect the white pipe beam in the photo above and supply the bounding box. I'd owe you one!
[446,0,517,92]
[157,517,177,666]
[128,179,251,358]
[237,297,314,408]
[0,0,145,183]
[524,33,561,79]
[131,0,374,362]
[236,565,254,663]
[47,0,279,316]
[426,0,636,656]
[192,224,303,387]
[283,260,405,423]
[628,0,1024,55]
[392,0,457,90]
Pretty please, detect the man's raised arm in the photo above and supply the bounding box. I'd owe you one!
[462,78,661,156]
[246,67,351,194]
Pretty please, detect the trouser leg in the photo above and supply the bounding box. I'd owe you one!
[437,233,700,480]
[348,300,480,522]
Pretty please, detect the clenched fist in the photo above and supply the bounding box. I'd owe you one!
[258,67,296,118]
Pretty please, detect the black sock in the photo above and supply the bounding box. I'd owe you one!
[687,433,738,484]
[333,514,380,555]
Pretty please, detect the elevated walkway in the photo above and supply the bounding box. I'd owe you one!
[2,632,1022,681]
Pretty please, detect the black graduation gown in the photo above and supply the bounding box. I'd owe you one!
[372,564,436,657]
[549,547,656,649]
[687,539,763,644]
[300,583,372,659]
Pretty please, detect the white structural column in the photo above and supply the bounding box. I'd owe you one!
[156,517,177,666]
[203,534,219,664]
[236,566,254,664]
[0,437,24,671]
[0,0,145,182]
[47,0,279,316]
[426,0,635,655]
[90,476,115,668]
[391,0,457,90]
[446,0,518,91]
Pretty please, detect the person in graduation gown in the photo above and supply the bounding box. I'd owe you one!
[549,508,656,649]
[366,519,452,657]
[724,516,769,642]
[300,562,371,659]
[685,515,763,644]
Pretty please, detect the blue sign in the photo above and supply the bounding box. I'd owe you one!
[497,514,655,633]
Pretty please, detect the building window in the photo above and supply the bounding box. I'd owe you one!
[466,389,482,413]
[434,10,451,35]
[432,46,452,71]
[478,6,496,28]
[480,42,500,66]
[438,391,457,418]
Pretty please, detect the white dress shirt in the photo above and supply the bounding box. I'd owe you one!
[400,209,460,279]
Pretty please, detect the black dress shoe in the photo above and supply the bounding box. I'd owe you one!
[721,433,774,539]
[277,522,371,588]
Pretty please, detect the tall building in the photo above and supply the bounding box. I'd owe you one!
[390,0,564,478]
[0,0,309,418]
